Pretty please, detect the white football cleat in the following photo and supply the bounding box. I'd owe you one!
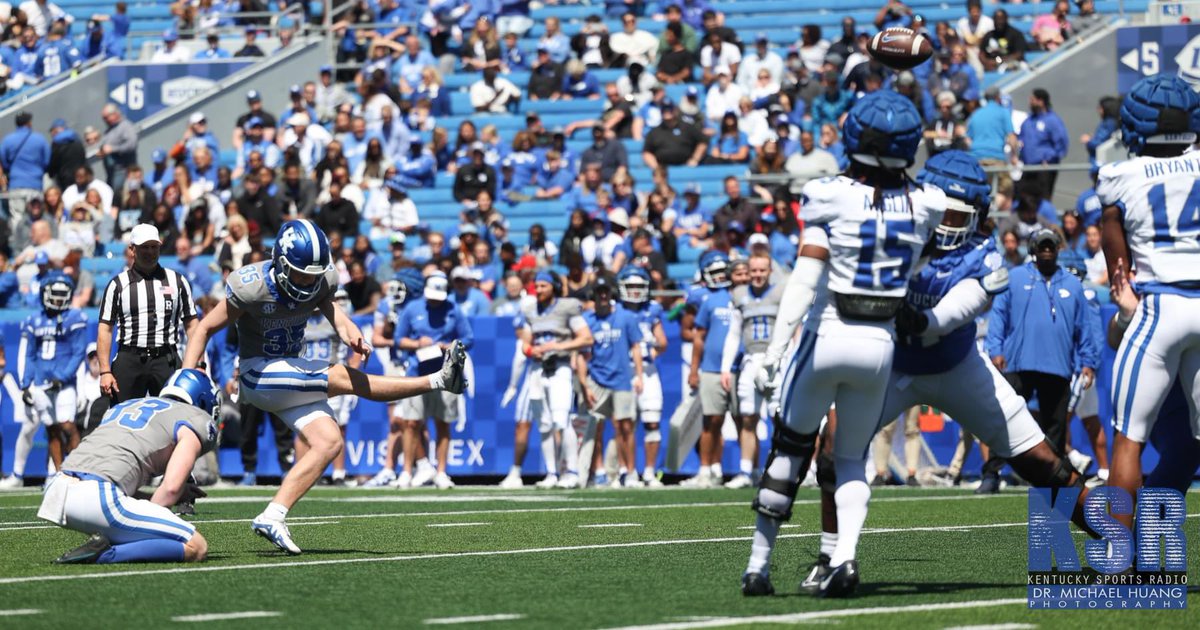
[390,470,412,488]
[0,476,23,490]
[724,474,753,489]
[679,470,714,488]
[251,517,301,555]
[643,475,664,488]
[434,473,455,490]
[555,472,580,489]
[362,468,396,488]
[411,463,436,488]
[498,471,524,489]
[622,474,644,488]
[534,474,559,489]
[1067,450,1093,474]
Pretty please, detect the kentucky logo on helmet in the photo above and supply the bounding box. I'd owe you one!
[278,227,301,254]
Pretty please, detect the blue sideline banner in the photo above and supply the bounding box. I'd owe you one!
[106,61,252,122]
[1116,24,1200,93]
[0,308,1162,479]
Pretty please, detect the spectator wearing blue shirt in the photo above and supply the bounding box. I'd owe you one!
[967,87,1016,205]
[195,31,231,59]
[167,235,215,298]
[374,105,412,165]
[874,0,914,30]
[469,240,499,296]
[818,122,849,170]
[449,265,492,316]
[929,45,980,105]
[1019,88,1069,200]
[396,138,437,189]
[534,150,576,200]
[147,148,174,195]
[539,17,572,64]
[892,70,935,123]
[690,257,734,484]
[985,229,1097,459]
[501,31,529,70]
[1081,95,1119,167]
[497,0,534,37]
[810,71,852,131]
[35,24,81,80]
[9,28,41,83]
[0,111,51,237]
[562,60,601,100]
[0,251,18,308]
[339,116,381,173]
[709,112,750,164]
[563,163,606,215]
[78,18,123,60]
[393,35,438,90]
[182,112,220,159]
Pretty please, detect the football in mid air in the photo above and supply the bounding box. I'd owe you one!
[868,27,933,70]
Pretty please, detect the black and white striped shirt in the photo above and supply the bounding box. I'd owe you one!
[99,265,198,350]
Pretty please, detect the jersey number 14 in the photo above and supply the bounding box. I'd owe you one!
[1150,180,1200,248]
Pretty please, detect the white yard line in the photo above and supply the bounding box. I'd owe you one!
[597,598,1030,630]
[943,624,1037,630]
[426,522,492,528]
[171,611,282,622]
[579,523,642,528]
[422,613,525,625]
[288,521,340,527]
[0,609,42,617]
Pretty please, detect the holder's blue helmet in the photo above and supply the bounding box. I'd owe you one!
[161,368,221,420]
[1120,73,1200,155]
[917,150,991,250]
[271,219,333,303]
[842,90,923,169]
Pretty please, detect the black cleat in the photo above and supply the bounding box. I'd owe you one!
[174,501,196,517]
[440,340,469,394]
[906,475,919,487]
[741,572,775,597]
[799,553,832,594]
[54,534,111,564]
[975,474,1001,495]
[817,560,859,598]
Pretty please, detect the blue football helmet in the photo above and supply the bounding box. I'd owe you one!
[1120,73,1200,155]
[917,150,991,251]
[388,267,425,308]
[842,90,923,168]
[272,219,332,303]
[40,274,75,314]
[699,250,732,289]
[618,266,652,304]
[161,368,221,422]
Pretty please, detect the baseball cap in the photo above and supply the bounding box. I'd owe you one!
[686,85,699,99]
[152,148,167,163]
[163,28,178,41]
[287,112,310,127]
[748,233,769,247]
[205,29,220,40]
[189,112,206,125]
[458,222,479,235]
[536,42,550,53]
[424,273,449,301]
[660,97,676,110]
[608,208,630,229]
[34,251,49,265]
[130,224,162,246]
[49,117,67,131]
[246,89,262,101]
[389,233,406,246]
[244,116,264,130]
[384,176,406,193]
[683,183,702,196]
[450,266,474,281]
[319,64,333,74]
[289,84,302,96]
[775,114,791,127]
[755,32,769,43]
[244,25,257,35]
[1031,229,1061,249]
[470,141,486,153]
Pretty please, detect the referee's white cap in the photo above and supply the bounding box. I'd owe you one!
[131,224,162,246]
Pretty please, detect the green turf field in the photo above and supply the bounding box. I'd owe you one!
[0,486,1197,629]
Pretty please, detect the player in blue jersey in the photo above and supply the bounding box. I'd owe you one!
[788,150,1098,595]
[577,276,645,487]
[618,267,668,486]
[683,251,736,488]
[395,273,475,489]
[4,276,87,488]
[34,24,81,81]
[1100,74,1200,531]
[182,219,466,554]
[367,268,433,487]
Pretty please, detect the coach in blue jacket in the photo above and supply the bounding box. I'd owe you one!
[985,229,1098,477]
[1018,88,1068,200]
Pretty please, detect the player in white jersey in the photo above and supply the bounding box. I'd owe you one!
[742,91,944,598]
[1099,74,1200,531]
[183,219,467,555]
[296,288,360,485]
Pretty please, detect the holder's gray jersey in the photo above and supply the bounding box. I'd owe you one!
[517,297,589,362]
[62,397,218,496]
[301,315,347,365]
[730,283,785,354]
[225,261,340,359]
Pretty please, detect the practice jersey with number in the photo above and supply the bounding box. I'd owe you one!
[301,314,346,366]
[583,304,643,391]
[624,300,664,366]
[730,283,785,354]
[894,234,1005,375]
[17,309,89,389]
[515,297,588,362]
[225,261,340,359]
[62,397,218,496]
[1098,154,1200,293]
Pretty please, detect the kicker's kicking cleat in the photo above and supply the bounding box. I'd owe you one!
[741,572,776,597]
[251,517,302,555]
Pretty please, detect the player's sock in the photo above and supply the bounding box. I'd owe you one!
[540,432,558,476]
[829,456,870,567]
[820,531,838,558]
[332,469,345,482]
[97,539,185,564]
[509,465,522,477]
[746,514,781,575]
[261,502,289,522]
[643,465,656,479]
[1097,468,1109,481]
[13,422,37,477]
[740,459,753,476]
[562,425,579,473]
[709,463,723,479]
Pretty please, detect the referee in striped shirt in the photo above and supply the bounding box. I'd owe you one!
[97,224,200,403]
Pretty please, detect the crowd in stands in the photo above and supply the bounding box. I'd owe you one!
[0,0,1120,320]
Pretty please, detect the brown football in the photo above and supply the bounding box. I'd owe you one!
[868,27,933,71]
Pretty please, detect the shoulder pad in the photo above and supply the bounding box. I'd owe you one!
[980,267,1009,295]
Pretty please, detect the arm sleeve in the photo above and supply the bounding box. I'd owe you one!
[984,287,1010,357]
[720,308,742,373]
[923,280,991,337]
[763,254,826,364]
[18,326,32,389]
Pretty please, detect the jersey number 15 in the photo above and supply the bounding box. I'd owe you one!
[854,218,915,290]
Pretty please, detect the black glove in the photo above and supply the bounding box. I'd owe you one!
[178,481,208,505]
[21,389,33,406]
[895,304,929,337]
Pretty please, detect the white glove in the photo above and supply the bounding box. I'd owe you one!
[500,386,517,408]
[755,361,778,396]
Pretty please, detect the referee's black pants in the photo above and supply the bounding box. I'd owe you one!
[240,404,295,476]
[982,370,1071,476]
[112,349,179,403]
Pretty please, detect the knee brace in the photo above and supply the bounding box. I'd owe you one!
[816,449,837,494]
[752,424,818,522]
[644,428,662,443]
